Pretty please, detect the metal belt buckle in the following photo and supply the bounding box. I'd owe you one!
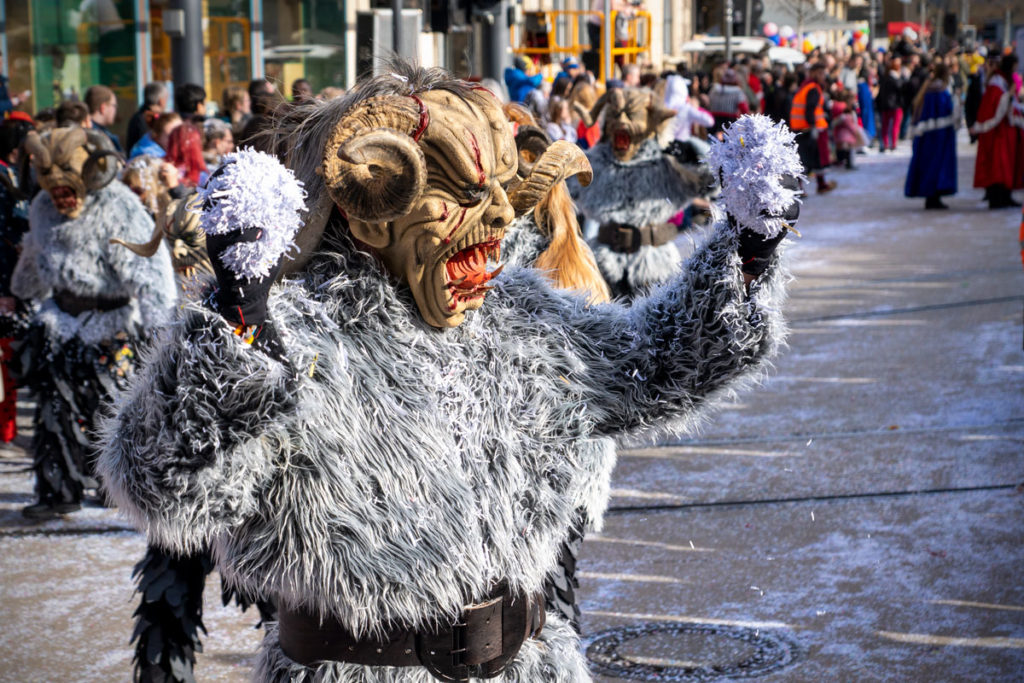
[615,225,636,252]
[418,592,522,682]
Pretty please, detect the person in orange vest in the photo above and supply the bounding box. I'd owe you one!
[791,61,837,194]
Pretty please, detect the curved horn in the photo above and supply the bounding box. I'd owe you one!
[84,127,114,152]
[507,140,593,217]
[513,125,551,179]
[322,95,428,223]
[574,91,608,129]
[648,102,678,134]
[83,149,122,190]
[23,131,51,171]
[110,220,164,257]
[52,126,88,164]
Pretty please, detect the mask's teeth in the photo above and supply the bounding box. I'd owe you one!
[487,263,504,280]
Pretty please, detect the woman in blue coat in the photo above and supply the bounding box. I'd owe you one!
[906,62,958,209]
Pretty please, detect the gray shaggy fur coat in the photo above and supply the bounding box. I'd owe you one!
[501,218,616,533]
[11,181,176,342]
[569,138,707,299]
[98,214,787,682]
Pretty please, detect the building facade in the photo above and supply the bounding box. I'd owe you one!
[1,0,347,124]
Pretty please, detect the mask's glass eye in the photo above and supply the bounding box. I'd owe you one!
[461,186,486,207]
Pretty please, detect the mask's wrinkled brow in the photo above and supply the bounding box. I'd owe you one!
[423,98,516,202]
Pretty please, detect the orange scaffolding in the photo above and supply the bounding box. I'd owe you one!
[510,9,651,84]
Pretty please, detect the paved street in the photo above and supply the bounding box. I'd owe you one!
[2,134,1022,682]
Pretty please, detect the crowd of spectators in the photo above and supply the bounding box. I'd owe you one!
[502,33,1011,207]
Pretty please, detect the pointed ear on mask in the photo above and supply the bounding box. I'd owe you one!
[347,219,392,249]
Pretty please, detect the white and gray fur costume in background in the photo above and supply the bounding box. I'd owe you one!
[12,180,175,509]
[570,138,710,299]
[13,181,176,344]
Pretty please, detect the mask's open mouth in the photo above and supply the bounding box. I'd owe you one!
[445,238,503,309]
[51,186,79,212]
[613,129,632,152]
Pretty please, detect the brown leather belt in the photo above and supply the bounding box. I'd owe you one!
[53,290,130,316]
[597,221,678,253]
[278,585,545,682]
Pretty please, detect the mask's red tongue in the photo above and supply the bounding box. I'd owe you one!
[445,240,503,309]
[447,242,491,288]
[52,186,78,211]
[613,130,631,151]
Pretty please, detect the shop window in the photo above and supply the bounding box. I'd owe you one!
[263,0,347,95]
[9,0,139,136]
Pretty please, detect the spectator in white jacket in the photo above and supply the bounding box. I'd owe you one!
[663,74,714,154]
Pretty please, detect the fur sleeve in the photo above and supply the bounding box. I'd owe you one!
[10,229,47,300]
[10,194,53,300]
[97,304,297,554]
[554,221,787,439]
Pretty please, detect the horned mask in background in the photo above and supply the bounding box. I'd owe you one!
[24,127,121,218]
[319,87,592,328]
[576,88,677,163]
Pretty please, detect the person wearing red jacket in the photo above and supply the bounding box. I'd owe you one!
[971,54,1024,209]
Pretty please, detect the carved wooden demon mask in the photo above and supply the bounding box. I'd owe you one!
[25,126,121,218]
[319,87,592,328]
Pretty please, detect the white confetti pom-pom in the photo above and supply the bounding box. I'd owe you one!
[195,148,307,280]
[707,114,804,238]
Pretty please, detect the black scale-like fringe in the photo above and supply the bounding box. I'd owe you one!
[543,517,585,634]
[132,544,277,682]
[12,322,137,504]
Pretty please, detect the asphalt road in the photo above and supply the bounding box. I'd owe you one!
[1,133,1021,682]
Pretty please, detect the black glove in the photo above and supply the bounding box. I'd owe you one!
[736,176,801,278]
[665,139,701,166]
[737,226,787,278]
[205,227,287,363]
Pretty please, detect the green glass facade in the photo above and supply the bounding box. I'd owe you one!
[6,0,141,114]
[2,0,348,134]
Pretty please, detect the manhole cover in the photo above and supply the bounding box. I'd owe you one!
[585,622,801,681]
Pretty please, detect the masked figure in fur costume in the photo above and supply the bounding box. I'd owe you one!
[11,126,176,519]
[571,86,714,300]
[99,59,799,683]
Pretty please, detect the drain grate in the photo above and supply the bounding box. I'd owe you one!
[585,622,801,681]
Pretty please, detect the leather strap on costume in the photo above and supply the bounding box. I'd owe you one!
[53,290,131,315]
[597,221,679,253]
[278,585,546,682]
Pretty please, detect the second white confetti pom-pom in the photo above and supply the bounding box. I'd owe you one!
[707,114,804,239]
[196,148,307,281]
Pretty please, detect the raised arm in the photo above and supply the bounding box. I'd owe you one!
[570,221,787,437]
[560,114,800,438]
[98,149,308,552]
